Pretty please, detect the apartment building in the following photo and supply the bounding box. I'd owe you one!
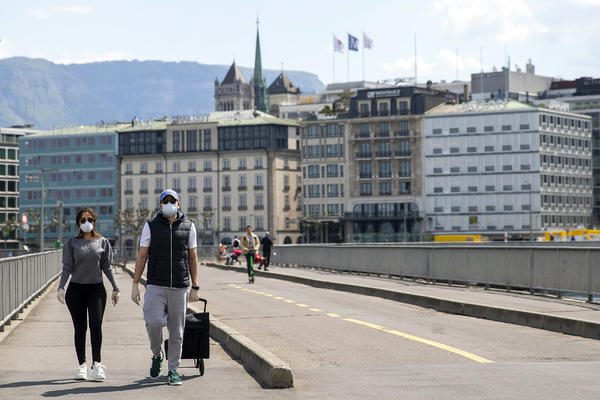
[118,111,301,253]
[424,100,592,238]
[19,124,124,250]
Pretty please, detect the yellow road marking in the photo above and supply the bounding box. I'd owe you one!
[343,318,493,364]
[273,296,284,300]
[296,304,308,307]
[241,288,251,292]
[263,294,274,297]
[284,299,295,303]
[255,291,265,295]
[309,308,323,312]
[326,313,340,318]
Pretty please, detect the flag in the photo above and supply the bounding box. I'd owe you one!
[363,32,373,49]
[348,33,359,52]
[333,35,344,53]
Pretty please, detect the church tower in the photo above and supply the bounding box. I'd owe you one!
[253,19,269,113]
[214,61,253,112]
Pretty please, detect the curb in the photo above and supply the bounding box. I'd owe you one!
[121,264,293,389]
[205,262,600,341]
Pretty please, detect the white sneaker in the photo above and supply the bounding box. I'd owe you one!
[90,361,106,381]
[75,363,87,380]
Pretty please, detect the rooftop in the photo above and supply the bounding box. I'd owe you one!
[268,73,301,95]
[207,110,299,127]
[29,122,131,136]
[426,100,536,116]
[221,62,247,85]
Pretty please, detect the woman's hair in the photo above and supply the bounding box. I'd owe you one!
[75,207,102,238]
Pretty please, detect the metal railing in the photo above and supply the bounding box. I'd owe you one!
[273,244,600,299]
[1,251,62,331]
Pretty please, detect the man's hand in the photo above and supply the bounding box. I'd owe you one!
[131,282,141,305]
[188,287,200,302]
[57,288,65,304]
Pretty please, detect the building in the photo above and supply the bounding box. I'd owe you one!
[470,60,553,102]
[536,77,600,225]
[268,72,301,116]
[1,126,38,252]
[300,86,456,243]
[424,100,592,238]
[117,111,301,255]
[19,124,124,250]
[214,62,254,112]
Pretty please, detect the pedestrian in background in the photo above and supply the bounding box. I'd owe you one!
[241,225,260,283]
[131,189,200,386]
[57,207,120,382]
[259,231,274,271]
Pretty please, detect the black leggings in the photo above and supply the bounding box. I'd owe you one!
[65,282,107,365]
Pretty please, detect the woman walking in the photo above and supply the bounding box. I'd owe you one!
[57,207,120,381]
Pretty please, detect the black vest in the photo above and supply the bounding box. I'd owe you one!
[147,211,192,288]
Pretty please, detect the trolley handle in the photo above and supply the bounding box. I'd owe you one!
[198,297,207,313]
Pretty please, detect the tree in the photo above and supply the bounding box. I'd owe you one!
[332,89,354,113]
[114,206,158,253]
[0,216,19,249]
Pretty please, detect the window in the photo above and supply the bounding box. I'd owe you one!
[449,147,459,153]
[486,205,495,211]
[204,175,212,190]
[432,148,442,154]
[308,185,320,198]
[188,176,197,191]
[239,194,247,208]
[255,158,263,169]
[327,164,339,177]
[223,159,230,170]
[433,167,443,173]
[327,184,339,197]
[399,182,411,194]
[467,166,477,172]
[155,162,163,173]
[172,130,182,152]
[485,166,495,172]
[484,146,494,152]
[359,163,372,179]
[502,165,513,171]
[308,165,320,178]
[359,123,370,137]
[238,175,246,188]
[224,217,231,231]
[256,194,263,208]
[204,160,211,171]
[188,161,196,172]
[255,174,263,188]
[501,125,511,131]
[449,128,459,134]
[186,130,198,151]
[451,206,460,212]
[379,182,392,195]
[155,177,163,192]
[379,161,392,178]
[503,185,513,191]
[504,205,513,211]
[398,160,411,177]
[450,186,460,193]
[485,185,495,191]
[468,186,477,192]
[450,167,459,173]
[467,146,477,153]
[239,158,247,170]
[173,162,180,172]
[432,128,442,135]
[433,187,443,193]
[360,183,372,195]
[520,144,530,150]
[502,145,512,151]
[484,126,494,132]
[467,127,477,133]
[519,124,530,130]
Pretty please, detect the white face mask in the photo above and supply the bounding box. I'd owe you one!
[80,221,94,233]
[162,203,178,217]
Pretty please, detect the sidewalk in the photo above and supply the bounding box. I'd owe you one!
[0,268,281,400]
[206,260,600,340]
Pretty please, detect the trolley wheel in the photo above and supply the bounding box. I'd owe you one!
[195,358,205,376]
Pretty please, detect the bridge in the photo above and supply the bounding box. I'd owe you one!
[2,245,600,399]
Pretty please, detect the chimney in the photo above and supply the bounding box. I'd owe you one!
[463,84,470,102]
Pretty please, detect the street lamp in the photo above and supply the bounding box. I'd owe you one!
[40,168,58,252]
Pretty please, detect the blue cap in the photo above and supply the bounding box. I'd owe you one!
[159,189,179,202]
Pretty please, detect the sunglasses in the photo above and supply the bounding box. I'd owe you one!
[80,218,95,224]
[161,198,177,204]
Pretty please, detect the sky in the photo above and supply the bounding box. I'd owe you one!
[1,0,599,86]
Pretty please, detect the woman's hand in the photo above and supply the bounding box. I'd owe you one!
[111,290,120,306]
[57,288,65,304]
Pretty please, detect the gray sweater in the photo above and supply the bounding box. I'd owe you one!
[59,237,119,291]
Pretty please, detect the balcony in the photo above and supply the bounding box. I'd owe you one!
[376,151,392,158]
[203,206,213,212]
[395,151,411,157]
[378,174,392,179]
[255,205,264,210]
[139,189,148,194]
[203,187,212,193]
[360,112,370,118]
[140,170,148,175]
[188,168,196,172]
[283,205,291,211]
[254,165,263,169]
[359,173,372,179]
[296,205,302,211]
[154,169,163,174]
[239,166,247,170]
[222,206,231,211]
[188,207,197,212]
[238,185,247,191]
[124,190,133,195]
[238,205,248,211]
[253,185,264,190]
[284,165,290,170]
[125,170,133,175]
[394,130,410,137]
[173,187,181,193]
[283,185,290,192]
[188,188,197,193]
[222,166,230,171]
[203,167,212,172]
[222,186,231,192]
[376,131,390,138]
[154,188,163,194]
[355,152,372,159]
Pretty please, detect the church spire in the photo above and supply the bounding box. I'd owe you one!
[253,17,269,113]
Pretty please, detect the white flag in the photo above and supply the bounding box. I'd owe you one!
[363,32,373,49]
[333,35,344,53]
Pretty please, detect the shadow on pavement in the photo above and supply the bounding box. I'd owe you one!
[0,375,200,397]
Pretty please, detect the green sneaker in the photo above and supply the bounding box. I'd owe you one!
[168,370,182,386]
[150,352,163,379]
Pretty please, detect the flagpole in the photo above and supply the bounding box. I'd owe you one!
[332,34,335,83]
[362,34,365,82]
[347,43,350,82]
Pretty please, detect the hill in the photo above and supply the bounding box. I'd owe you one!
[0,57,324,129]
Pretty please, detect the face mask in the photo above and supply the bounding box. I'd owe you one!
[80,221,94,233]
[162,203,178,217]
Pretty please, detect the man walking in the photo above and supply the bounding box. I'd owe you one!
[131,189,200,386]
[241,225,260,283]
[259,231,274,271]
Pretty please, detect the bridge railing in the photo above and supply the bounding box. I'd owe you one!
[0,251,62,331]
[273,244,600,299]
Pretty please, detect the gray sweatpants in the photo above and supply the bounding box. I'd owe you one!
[143,285,188,372]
